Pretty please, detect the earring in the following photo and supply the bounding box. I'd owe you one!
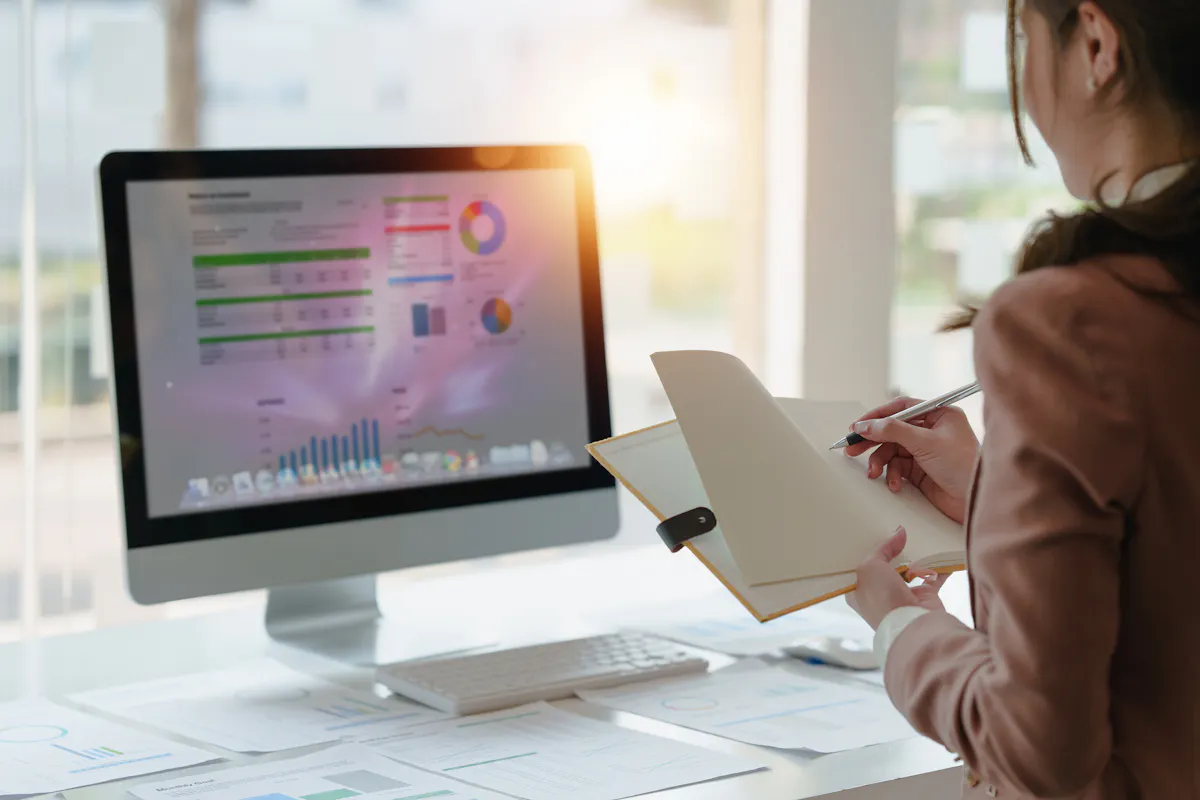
[1086,76,1098,93]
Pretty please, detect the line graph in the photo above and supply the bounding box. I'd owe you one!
[402,425,486,442]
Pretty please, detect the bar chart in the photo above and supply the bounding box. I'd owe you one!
[411,304,448,337]
[50,744,125,761]
[277,418,383,480]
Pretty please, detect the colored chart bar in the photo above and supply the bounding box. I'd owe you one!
[100,747,123,756]
[385,224,451,234]
[282,421,380,478]
[383,195,449,204]
[387,275,453,286]
[193,248,370,268]
[198,326,374,345]
[430,308,446,335]
[52,744,95,760]
[412,304,430,337]
[300,791,359,800]
[196,290,372,307]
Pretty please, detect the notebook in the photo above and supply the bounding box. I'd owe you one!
[587,350,965,622]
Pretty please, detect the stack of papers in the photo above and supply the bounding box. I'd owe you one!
[0,699,218,797]
[73,660,448,753]
[364,701,764,800]
[131,745,511,800]
[578,661,916,753]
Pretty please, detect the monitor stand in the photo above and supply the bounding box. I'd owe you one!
[265,575,495,666]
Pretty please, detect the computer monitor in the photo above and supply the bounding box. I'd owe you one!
[98,146,618,663]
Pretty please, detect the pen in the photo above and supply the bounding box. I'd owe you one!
[828,381,982,451]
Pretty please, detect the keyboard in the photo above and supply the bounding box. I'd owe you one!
[375,632,709,715]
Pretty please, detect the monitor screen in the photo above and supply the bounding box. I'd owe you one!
[124,167,592,519]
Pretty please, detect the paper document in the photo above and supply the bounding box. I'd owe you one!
[588,384,965,621]
[577,661,916,753]
[634,606,873,656]
[73,660,447,753]
[130,744,510,800]
[0,699,218,797]
[651,351,964,585]
[651,350,880,583]
[365,701,763,800]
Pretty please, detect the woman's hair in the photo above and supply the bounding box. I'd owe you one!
[944,0,1200,330]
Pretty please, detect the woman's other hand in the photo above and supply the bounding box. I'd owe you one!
[844,396,980,524]
[848,527,951,629]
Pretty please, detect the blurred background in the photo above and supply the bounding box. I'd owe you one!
[1,0,1074,642]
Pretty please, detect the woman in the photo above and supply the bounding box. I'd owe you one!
[845,1,1200,798]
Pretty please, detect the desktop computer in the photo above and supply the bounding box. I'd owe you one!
[98,145,619,665]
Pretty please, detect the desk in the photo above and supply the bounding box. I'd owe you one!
[0,542,964,800]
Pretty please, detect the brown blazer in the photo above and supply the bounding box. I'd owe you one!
[884,255,1200,799]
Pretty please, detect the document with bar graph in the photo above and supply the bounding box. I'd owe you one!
[131,745,511,800]
[0,699,217,796]
[73,660,448,754]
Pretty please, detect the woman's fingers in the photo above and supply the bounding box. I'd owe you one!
[843,439,878,458]
[866,443,899,478]
[912,572,951,596]
[853,396,923,424]
[870,527,907,563]
[844,397,925,457]
[885,456,911,492]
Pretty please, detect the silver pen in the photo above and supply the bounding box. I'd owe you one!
[828,381,982,450]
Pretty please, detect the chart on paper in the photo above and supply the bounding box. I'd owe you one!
[130,745,511,800]
[0,700,217,796]
[578,661,917,753]
[73,660,448,753]
[363,702,762,800]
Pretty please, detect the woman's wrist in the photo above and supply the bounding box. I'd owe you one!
[872,605,932,668]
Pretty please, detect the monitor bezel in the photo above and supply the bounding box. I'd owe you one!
[99,145,614,551]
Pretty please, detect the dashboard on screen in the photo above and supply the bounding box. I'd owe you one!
[124,167,591,520]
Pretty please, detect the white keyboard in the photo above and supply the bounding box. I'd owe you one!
[375,632,709,715]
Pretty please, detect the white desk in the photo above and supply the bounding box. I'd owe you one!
[0,542,964,800]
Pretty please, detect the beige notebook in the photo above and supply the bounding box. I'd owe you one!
[587,351,965,622]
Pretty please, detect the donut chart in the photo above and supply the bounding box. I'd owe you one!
[460,200,507,256]
[481,298,513,334]
[0,724,68,743]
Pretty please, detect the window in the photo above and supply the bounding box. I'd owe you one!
[4,0,764,640]
[894,0,1076,430]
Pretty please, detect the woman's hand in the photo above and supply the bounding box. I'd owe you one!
[847,527,951,629]
[844,396,980,524]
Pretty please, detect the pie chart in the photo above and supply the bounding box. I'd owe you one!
[460,200,507,256]
[481,298,512,335]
